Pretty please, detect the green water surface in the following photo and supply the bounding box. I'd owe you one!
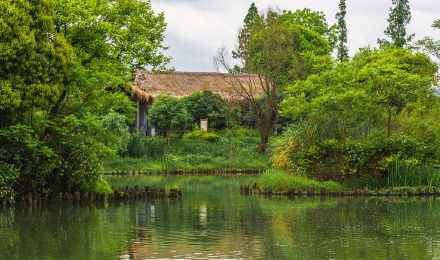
[1,175,440,259]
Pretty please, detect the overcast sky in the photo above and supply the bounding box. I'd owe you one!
[150,0,440,72]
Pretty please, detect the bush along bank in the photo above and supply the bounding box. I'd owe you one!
[0,186,182,207]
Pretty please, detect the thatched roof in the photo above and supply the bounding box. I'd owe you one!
[132,71,265,104]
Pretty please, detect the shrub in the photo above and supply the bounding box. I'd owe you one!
[94,175,113,194]
[292,175,343,192]
[183,130,220,142]
[101,111,130,154]
[233,127,259,138]
[143,136,168,159]
[125,131,144,158]
[0,162,19,202]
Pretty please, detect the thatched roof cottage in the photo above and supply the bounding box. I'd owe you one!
[129,71,265,135]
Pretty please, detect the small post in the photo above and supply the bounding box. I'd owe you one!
[74,192,81,203]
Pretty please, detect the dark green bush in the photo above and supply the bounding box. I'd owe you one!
[143,136,168,159]
[125,131,144,158]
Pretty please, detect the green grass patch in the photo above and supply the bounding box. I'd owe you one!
[259,170,343,192]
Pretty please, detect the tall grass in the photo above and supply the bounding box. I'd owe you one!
[259,170,343,192]
[259,170,294,190]
[387,159,440,187]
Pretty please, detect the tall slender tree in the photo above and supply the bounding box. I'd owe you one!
[335,0,349,62]
[244,2,258,27]
[378,0,414,48]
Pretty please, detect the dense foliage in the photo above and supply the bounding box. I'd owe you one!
[216,4,333,152]
[1,0,439,203]
[272,47,439,185]
[0,0,169,201]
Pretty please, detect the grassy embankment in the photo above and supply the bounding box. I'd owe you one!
[104,128,270,173]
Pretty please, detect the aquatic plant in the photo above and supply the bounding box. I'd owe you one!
[386,158,440,187]
[163,153,179,172]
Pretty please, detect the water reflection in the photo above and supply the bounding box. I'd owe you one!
[2,176,440,259]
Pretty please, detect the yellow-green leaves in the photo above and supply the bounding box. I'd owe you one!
[0,0,74,115]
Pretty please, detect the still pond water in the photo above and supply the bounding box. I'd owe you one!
[1,175,440,259]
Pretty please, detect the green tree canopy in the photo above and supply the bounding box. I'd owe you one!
[55,0,170,74]
[181,90,227,129]
[275,47,438,180]
[358,47,437,137]
[276,8,338,51]
[147,94,192,145]
[0,0,74,125]
[0,0,169,200]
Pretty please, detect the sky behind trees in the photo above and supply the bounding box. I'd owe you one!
[150,0,440,72]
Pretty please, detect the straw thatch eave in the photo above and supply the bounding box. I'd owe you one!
[132,70,265,105]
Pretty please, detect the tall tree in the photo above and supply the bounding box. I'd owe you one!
[359,48,436,138]
[378,0,414,48]
[0,0,170,199]
[335,0,349,62]
[244,2,258,27]
[215,8,330,152]
[231,3,259,74]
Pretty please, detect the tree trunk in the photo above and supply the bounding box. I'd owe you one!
[256,134,269,153]
[387,109,392,138]
[167,130,171,146]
